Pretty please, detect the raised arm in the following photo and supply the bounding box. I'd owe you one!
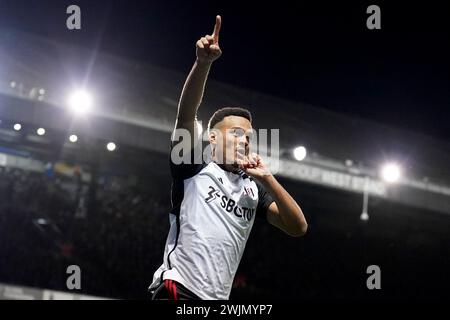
[241,153,308,237]
[173,15,222,145]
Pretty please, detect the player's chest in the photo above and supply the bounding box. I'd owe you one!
[196,172,259,222]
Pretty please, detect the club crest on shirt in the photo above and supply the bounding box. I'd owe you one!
[243,186,255,198]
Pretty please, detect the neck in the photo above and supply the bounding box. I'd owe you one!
[212,158,240,174]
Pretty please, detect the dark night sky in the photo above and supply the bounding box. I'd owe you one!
[1,0,449,141]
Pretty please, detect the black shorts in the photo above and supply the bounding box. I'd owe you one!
[151,279,201,300]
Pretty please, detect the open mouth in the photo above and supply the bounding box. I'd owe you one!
[235,146,247,157]
[235,150,245,157]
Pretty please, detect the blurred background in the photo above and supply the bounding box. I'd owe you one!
[0,1,449,300]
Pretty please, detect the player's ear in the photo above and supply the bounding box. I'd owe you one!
[209,129,217,145]
[208,130,217,157]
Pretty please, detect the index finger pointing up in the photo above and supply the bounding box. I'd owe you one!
[212,15,221,43]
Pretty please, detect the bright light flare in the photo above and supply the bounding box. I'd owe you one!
[69,135,78,143]
[381,163,401,183]
[106,142,116,152]
[68,90,93,114]
[293,146,307,161]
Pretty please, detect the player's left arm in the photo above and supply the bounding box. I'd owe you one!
[262,176,308,237]
[241,153,308,237]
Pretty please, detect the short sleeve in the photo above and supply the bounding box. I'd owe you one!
[169,140,206,181]
[255,179,275,220]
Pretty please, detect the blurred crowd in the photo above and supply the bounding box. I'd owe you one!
[0,165,170,299]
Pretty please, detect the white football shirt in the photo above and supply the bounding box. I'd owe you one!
[149,147,274,300]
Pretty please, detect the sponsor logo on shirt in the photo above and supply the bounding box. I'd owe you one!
[204,186,255,221]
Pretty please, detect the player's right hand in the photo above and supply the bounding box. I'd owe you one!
[196,15,222,63]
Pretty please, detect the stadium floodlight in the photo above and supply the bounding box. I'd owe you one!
[69,134,78,143]
[360,212,369,221]
[293,146,307,161]
[37,128,46,136]
[106,142,116,152]
[36,218,48,225]
[68,90,93,114]
[381,162,401,183]
[13,123,22,131]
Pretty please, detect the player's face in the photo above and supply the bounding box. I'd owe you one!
[211,116,253,166]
